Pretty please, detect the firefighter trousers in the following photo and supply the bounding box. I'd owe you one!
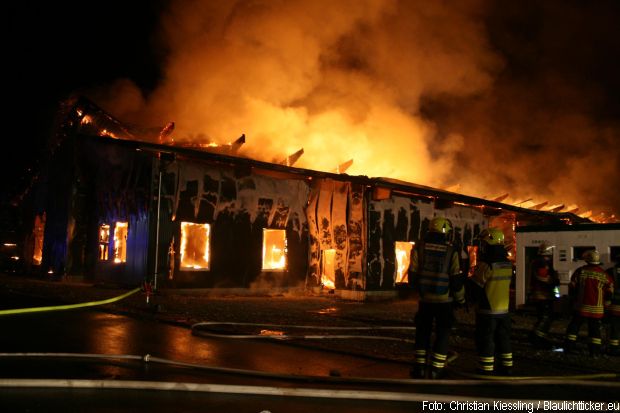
[475,313,512,373]
[414,302,454,370]
[533,300,555,339]
[565,315,602,354]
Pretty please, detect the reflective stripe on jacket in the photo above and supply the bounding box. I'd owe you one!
[412,241,464,304]
[472,261,513,315]
[570,264,613,319]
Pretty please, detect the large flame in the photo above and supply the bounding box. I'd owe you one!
[90,1,619,221]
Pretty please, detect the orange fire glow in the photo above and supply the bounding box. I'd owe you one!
[99,224,110,260]
[113,222,128,263]
[32,213,45,265]
[395,242,415,283]
[262,229,287,271]
[321,249,336,289]
[180,222,210,270]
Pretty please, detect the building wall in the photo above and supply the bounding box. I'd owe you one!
[305,179,366,290]
[157,159,310,288]
[515,227,620,306]
[367,194,487,290]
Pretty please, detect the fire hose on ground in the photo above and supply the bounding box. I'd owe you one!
[0,287,142,316]
[0,352,618,402]
[190,321,620,381]
[0,290,618,384]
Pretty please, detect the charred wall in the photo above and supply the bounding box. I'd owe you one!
[305,179,366,290]
[157,160,310,288]
[367,194,486,290]
[74,138,153,285]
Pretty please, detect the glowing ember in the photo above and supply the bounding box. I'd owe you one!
[180,222,210,270]
[99,129,118,139]
[394,242,415,283]
[259,329,285,336]
[262,229,287,270]
[113,222,128,263]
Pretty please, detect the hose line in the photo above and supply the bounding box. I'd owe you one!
[0,287,141,316]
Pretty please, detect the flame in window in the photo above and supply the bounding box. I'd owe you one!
[113,222,128,263]
[99,224,110,260]
[321,249,336,289]
[180,222,210,270]
[467,245,478,276]
[262,229,287,270]
[32,213,45,265]
[395,242,415,283]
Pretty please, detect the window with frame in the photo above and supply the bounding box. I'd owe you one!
[113,222,128,263]
[180,222,211,270]
[262,229,287,271]
[32,213,45,265]
[99,224,110,260]
[572,246,596,262]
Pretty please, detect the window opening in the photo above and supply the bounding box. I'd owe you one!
[394,242,415,284]
[113,222,128,263]
[99,224,110,260]
[321,249,336,289]
[32,213,45,265]
[180,222,211,270]
[572,246,596,262]
[262,229,287,271]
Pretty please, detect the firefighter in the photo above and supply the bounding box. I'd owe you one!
[605,254,620,356]
[409,216,465,379]
[528,243,560,348]
[564,250,613,356]
[469,228,514,376]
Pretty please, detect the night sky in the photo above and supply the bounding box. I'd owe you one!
[4,0,620,218]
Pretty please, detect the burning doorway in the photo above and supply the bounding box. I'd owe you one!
[394,242,415,284]
[180,222,211,270]
[321,249,336,289]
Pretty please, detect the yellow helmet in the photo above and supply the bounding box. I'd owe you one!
[429,217,452,234]
[479,227,504,245]
[538,243,554,256]
[582,250,601,265]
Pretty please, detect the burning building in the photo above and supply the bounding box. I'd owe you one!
[18,98,592,299]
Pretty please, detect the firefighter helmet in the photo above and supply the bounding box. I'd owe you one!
[479,227,505,245]
[538,243,554,256]
[582,249,601,265]
[429,217,452,234]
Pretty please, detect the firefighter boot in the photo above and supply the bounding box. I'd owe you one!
[589,344,602,358]
[609,346,620,356]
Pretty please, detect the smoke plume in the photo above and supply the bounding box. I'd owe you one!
[93,0,619,219]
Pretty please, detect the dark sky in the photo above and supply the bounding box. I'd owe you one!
[4,0,164,200]
[4,0,620,217]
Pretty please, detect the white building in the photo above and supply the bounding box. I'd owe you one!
[515,223,620,307]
